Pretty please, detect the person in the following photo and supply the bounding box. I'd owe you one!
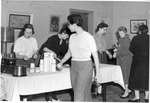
[112,26,133,98]
[128,25,149,102]
[93,22,112,63]
[39,26,72,101]
[14,23,38,67]
[13,23,38,101]
[57,14,100,101]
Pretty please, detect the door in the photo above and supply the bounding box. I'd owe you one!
[70,11,88,32]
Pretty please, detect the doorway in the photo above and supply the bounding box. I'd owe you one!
[70,9,93,34]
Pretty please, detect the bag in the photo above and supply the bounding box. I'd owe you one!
[91,79,101,96]
[91,68,101,97]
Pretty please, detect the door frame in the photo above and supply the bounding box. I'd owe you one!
[70,9,94,35]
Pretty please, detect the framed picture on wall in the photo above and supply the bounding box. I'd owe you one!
[50,15,60,32]
[9,14,31,29]
[130,19,147,34]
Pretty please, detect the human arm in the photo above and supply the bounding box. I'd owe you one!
[57,49,71,69]
[15,53,30,61]
[39,37,54,55]
[91,51,101,82]
[32,38,38,59]
[43,47,57,58]
[13,38,30,60]
[33,50,39,59]
[106,50,112,59]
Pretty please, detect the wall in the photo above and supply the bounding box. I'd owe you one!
[1,0,113,53]
[1,0,150,53]
[112,1,150,44]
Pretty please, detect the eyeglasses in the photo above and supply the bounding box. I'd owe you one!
[25,31,32,34]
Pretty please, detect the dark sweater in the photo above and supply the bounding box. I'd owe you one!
[39,35,68,59]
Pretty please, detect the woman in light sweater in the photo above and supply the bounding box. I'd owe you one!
[57,14,100,101]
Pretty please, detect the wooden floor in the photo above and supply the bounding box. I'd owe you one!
[31,82,145,102]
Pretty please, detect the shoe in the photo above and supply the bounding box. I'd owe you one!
[52,99,60,102]
[121,91,132,95]
[119,94,129,99]
[52,97,59,101]
[128,99,140,102]
[45,96,52,101]
[145,99,149,102]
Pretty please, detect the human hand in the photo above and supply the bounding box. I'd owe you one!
[95,75,102,83]
[33,54,38,59]
[113,49,117,52]
[113,53,116,58]
[56,63,63,71]
[23,56,30,61]
[108,53,113,59]
[52,52,57,59]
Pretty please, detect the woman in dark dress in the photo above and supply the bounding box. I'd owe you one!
[39,26,71,101]
[128,25,149,102]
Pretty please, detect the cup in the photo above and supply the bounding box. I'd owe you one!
[29,68,35,73]
[35,67,40,73]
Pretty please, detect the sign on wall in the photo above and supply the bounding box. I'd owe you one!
[50,15,60,32]
[130,19,147,34]
[9,14,31,29]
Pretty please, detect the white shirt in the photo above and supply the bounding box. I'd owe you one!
[69,31,97,61]
[13,36,38,58]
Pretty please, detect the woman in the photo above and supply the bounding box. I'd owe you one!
[128,25,149,102]
[57,14,100,101]
[39,26,71,63]
[13,23,38,67]
[93,22,112,63]
[39,26,71,101]
[113,26,132,98]
[13,23,38,101]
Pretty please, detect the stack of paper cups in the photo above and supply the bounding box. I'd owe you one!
[30,63,35,68]
[51,58,56,72]
[43,53,50,72]
[40,59,44,71]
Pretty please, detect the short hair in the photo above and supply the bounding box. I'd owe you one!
[22,24,35,34]
[118,26,127,33]
[59,26,72,36]
[95,22,108,33]
[67,14,83,27]
[138,25,148,34]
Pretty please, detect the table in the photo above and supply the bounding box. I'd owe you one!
[99,64,125,101]
[1,64,124,101]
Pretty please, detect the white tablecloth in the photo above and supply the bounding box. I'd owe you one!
[1,63,124,101]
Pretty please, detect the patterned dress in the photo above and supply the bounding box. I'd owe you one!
[129,33,149,91]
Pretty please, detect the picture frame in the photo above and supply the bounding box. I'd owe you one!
[9,14,31,29]
[50,15,60,32]
[130,19,147,34]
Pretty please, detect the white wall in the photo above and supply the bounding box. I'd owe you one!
[1,0,150,53]
[2,0,114,53]
[112,1,150,44]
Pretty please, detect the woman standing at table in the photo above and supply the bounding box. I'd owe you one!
[57,14,100,101]
[39,26,71,64]
[39,26,72,101]
[13,23,38,101]
[113,26,132,98]
[13,23,38,67]
[128,25,149,102]
[93,22,112,63]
